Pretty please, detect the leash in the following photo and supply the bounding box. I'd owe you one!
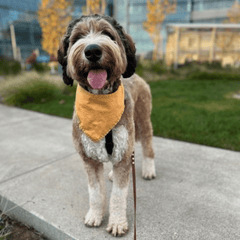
[131,151,136,240]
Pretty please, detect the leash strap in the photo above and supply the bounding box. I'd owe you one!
[131,151,136,240]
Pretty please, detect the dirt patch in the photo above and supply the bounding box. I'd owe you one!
[0,211,48,240]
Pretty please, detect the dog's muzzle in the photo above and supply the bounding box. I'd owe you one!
[84,44,102,62]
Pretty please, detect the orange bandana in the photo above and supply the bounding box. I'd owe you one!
[75,83,125,142]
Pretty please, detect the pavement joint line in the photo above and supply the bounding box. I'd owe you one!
[0,152,77,186]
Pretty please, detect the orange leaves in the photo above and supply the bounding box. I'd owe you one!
[226,2,240,23]
[216,2,240,53]
[144,0,177,60]
[38,0,73,57]
[144,0,176,29]
[86,0,106,14]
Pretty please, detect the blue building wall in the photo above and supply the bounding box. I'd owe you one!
[0,0,113,61]
[0,0,237,60]
[114,0,236,56]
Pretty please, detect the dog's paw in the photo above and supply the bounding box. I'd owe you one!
[108,170,113,182]
[106,220,128,236]
[142,158,156,180]
[85,209,103,227]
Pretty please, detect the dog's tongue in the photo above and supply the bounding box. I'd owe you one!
[87,69,107,89]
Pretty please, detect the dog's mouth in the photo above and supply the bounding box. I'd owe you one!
[86,69,107,89]
[83,67,111,90]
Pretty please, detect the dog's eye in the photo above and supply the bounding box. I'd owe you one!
[102,31,115,40]
[71,34,84,44]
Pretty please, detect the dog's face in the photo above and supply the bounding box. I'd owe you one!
[58,14,136,91]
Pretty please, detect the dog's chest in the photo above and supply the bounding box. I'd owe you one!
[81,125,128,163]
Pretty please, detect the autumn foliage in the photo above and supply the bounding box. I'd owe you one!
[84,0,106,15]
[38,0,73,58]
[225,1,240,23]
[215,1,240,55]
[144,0,177,60]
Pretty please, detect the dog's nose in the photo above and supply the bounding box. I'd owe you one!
[84,44,102,62]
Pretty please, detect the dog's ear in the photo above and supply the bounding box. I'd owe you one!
[58,35,74,86]
[58,17,89,86]
[101,15,137,78]
[122,33,137,78]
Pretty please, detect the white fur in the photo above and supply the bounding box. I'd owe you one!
[81,125,128,164]
[67,32,125,79]
[111,125,128,164]
[85,182,106,227]
[81,133,108,162]
[142,157,156,179]
[107,184,129,236]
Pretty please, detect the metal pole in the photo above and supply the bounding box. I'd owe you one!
[113,0,117,19]
[10,24,18,61]
[209,27,216,64]
[86,0,90,14]
[174,27,180,70]
[125,0,129,33]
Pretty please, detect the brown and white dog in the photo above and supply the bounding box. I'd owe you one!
[57,14,156,237]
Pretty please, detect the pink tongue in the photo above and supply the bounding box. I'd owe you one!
[87,69,107,89]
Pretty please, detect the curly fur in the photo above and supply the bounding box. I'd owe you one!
[58,14,136,86]
[57,14,155,237]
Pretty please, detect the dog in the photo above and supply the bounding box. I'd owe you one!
[57,14,156,237]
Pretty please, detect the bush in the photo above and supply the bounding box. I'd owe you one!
[202,60,222,69]
[0,57,22,76]
[186,71,240,81]
[150,59,167,74]
[135,61,144,77]
[1,77,59,106]
[33,63,50,73]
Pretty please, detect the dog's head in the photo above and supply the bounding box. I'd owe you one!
[57,14,136,91]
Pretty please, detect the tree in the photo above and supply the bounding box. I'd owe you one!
[143,0,177,61]
[216,1,240,56]
[38,0,73,59]
[83,0,107,15]
[224,0,240,24]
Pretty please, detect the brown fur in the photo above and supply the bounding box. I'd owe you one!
[58,14,155,236]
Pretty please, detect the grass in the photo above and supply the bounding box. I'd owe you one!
[0,67,240,151]
[150,79,240,151]
[0,72,76,118]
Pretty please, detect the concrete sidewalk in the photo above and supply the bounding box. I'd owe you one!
[0,104,240,240]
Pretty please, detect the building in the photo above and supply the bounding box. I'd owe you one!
[166,23,240,68]
[0,0,113,62]
[113,0,238,57]
[0,0,238,62]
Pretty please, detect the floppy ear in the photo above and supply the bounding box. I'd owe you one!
[57,35,74,86]
[101,15,137,78]
[122,33,137,78]
[58,17,85,86]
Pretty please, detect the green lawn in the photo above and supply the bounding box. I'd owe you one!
[19,92,76,119]
[150,79,240,151]
[1,72,239,151]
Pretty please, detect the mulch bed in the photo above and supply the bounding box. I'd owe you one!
[0,211,48,240]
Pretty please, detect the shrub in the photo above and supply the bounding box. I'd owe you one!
[1,77,59,106]
[202,60,222,69]
[135,61,144,77]
[33,63,50,73]
[186,71,240,81]
[150,60,167,74]
[0,57,22,76]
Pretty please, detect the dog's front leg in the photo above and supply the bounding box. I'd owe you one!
[83,159,106,227]
[107,160,131,236]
